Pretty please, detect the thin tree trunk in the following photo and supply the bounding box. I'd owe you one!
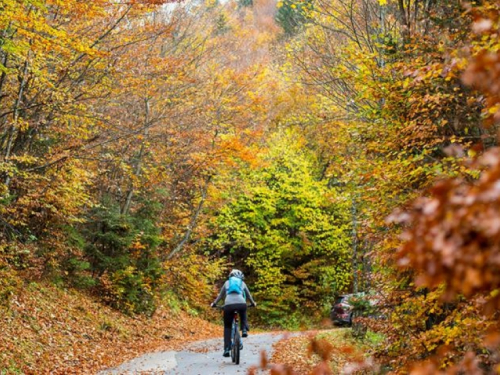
[352,196,358,293]
[0,22,13,105]
[0,53,8,104]
[398,0,410,41]
[166,176,211,260]
[121,97,150,215]
[4,57,29,163]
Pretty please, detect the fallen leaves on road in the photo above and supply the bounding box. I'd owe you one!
[269,329,376,374]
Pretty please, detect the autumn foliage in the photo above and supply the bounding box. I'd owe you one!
[2,0,500,373]
[0,0,276,313]
[278,0,500,372]
[393,148,500,311]
[387,2,500,372]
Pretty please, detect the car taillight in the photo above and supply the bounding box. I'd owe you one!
[335,303,349,314]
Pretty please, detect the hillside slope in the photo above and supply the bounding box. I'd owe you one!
[1,281,220,374]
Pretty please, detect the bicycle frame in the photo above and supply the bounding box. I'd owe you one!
[231,310,239,339]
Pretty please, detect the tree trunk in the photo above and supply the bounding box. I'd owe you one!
[166,176,211,260]
[121,97,150,215]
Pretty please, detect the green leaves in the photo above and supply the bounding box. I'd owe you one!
[207,130,352,322]
[275,0,312,36]
[81,199,164,315]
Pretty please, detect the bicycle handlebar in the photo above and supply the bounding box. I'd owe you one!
[212,304,255,309]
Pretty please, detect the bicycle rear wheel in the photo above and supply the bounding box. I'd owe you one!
[231,323,237,363]
[231,341,236,363]
[233,330,241,365]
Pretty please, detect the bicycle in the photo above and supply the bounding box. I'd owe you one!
[215,305,254,365]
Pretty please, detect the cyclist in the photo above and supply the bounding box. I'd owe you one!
[211,269,257,357]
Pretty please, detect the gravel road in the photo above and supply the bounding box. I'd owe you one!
[100,332,295,374]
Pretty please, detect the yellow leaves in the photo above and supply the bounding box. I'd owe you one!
[205,0,218,7]
[467,149,477,158]
[488,104,500,114]
[131,240,146,251]
[378,0,387,5]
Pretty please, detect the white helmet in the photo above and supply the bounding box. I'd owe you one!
[229,269,244,280]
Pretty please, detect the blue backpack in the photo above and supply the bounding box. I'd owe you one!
[227,276,243,295]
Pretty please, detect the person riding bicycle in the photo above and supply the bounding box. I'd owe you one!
[211,269,256,357]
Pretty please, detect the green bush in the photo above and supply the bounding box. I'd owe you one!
[80,198,164,314]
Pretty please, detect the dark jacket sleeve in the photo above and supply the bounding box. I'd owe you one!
[243,282,256,305]
[212,281,227,305]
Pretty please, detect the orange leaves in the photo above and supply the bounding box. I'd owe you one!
[285,0,500,372]
[390,2,500,331]
[0,280,222,373]
[128,0,176,3]
[308,337,335,366]
[391,148,500,312]
[269,330,376,375]
[462,2,500,126]
[463,48,500,125]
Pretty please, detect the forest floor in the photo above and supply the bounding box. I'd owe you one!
[1,279,371,374]
[0,280,221,374]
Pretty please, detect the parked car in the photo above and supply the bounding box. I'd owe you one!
[330,293,365,326]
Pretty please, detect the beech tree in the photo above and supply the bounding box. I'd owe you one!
[206,130,352,325]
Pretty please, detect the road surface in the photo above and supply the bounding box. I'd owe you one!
[100,332,296,374]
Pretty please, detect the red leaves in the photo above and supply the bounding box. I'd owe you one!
[410,351,484,375]
[379,4,500,373]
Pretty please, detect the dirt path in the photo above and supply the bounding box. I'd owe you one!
[100,332,296,374]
